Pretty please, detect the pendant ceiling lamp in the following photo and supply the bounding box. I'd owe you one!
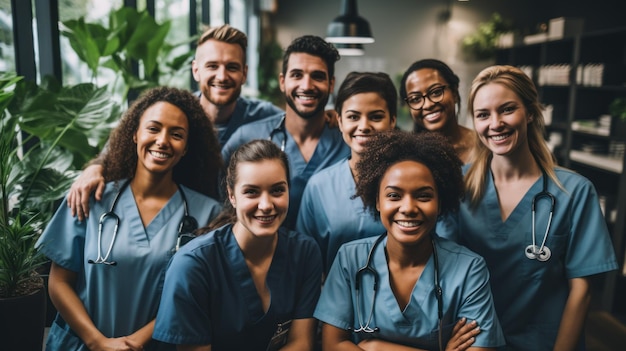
[335,43,365,56]
[326,0,374,44]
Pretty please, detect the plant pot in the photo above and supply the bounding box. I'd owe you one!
[0,286,46,351]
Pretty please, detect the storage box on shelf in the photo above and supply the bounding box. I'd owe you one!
[495,27,626,315]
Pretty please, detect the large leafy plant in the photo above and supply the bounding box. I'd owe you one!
[60,6,196,103]
[0,72,119,297]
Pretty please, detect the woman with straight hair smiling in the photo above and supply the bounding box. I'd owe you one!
[438,65,618,350]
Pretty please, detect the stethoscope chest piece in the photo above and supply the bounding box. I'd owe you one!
[525,244,551,261]
[526,171,555,262]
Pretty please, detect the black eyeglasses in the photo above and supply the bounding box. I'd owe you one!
[404,85,448,110]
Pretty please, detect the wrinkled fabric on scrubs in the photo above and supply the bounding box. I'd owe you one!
[35,180,221,351]
[437,168,618,351]
[315,235,505,350]
[221,114,350,229]
[153,223,322,350]
[296,159,385,273]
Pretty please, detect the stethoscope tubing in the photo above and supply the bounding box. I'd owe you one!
[268,115,287,151]
[526,171,556,262]
[88,179,196,266]
[352,232,443,351]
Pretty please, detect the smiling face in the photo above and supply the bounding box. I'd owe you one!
[338,92,396,158]
[376,160,439,247]
[280,52,334,120]
[472,82,531,158]
[404,68,457,133]
[229,159,289,240]
[192,39,247,109]
[133,101,188,178]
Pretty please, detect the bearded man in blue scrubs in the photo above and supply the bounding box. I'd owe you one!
[221,35,350,229]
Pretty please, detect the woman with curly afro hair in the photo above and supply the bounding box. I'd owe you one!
[314,130,505,351]
[36,86,223,351]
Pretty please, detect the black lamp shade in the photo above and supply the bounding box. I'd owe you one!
[326,0,374,44]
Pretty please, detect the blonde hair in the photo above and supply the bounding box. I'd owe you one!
[465,65,561,208]
[197,24,247,64]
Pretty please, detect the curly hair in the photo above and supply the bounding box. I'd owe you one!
[355,130,464,218]
[102,86,223,198]
[282,35,340,79]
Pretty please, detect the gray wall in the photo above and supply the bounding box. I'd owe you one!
[272,0,623,127]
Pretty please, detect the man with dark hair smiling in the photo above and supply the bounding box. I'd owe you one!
[221,35,350,229]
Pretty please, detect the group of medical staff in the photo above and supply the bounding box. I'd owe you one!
[34,28,618,351]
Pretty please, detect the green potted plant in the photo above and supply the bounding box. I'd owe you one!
[0,72,119,349]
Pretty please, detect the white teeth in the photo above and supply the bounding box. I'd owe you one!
[297,95,315,101]
[424,111,440,121]
[353,135,370,141]
[256,215,276,222]
[396,220,420,227]
[149,151,170,158]
[491,134,509,141]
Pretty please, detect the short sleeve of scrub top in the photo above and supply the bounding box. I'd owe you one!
[35,181,220,350]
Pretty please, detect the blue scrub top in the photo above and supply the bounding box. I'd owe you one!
[214,95,283,147]
[35,180,221,351]
[437,167,618,351]
[296,159,385,273]
[153,224,323,350]
[315,234,505,349]
[221,114,350,229]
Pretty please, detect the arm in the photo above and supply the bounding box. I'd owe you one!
[67,160,106,221]
[553,277,591,351]
[321,323,365,351]
[280,318,317,351]
[125,319,156,350]
[322,319,487,351]
[48,262,140,351]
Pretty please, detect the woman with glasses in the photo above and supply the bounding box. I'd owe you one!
[296,71,396,274]
[314,130,504,351]
[400,59,476,164]
[153,139,322,351]
[36,87,223,351]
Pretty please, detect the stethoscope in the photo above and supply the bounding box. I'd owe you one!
[268,115,287,151]
[524,170,556,262]
[351,233,444,351]
[88,179,198,266]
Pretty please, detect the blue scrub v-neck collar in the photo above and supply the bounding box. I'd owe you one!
[486,168,544,228]
[225,226,287,323]
[374,236,438,325]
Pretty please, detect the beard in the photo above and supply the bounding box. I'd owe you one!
[201,83,241,108]
[284,91,329,120]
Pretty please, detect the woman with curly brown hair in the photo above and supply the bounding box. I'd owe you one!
[314,130,504,351]
[36,86,223,351]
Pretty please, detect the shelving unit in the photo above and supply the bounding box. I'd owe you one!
[496,27,626,315]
